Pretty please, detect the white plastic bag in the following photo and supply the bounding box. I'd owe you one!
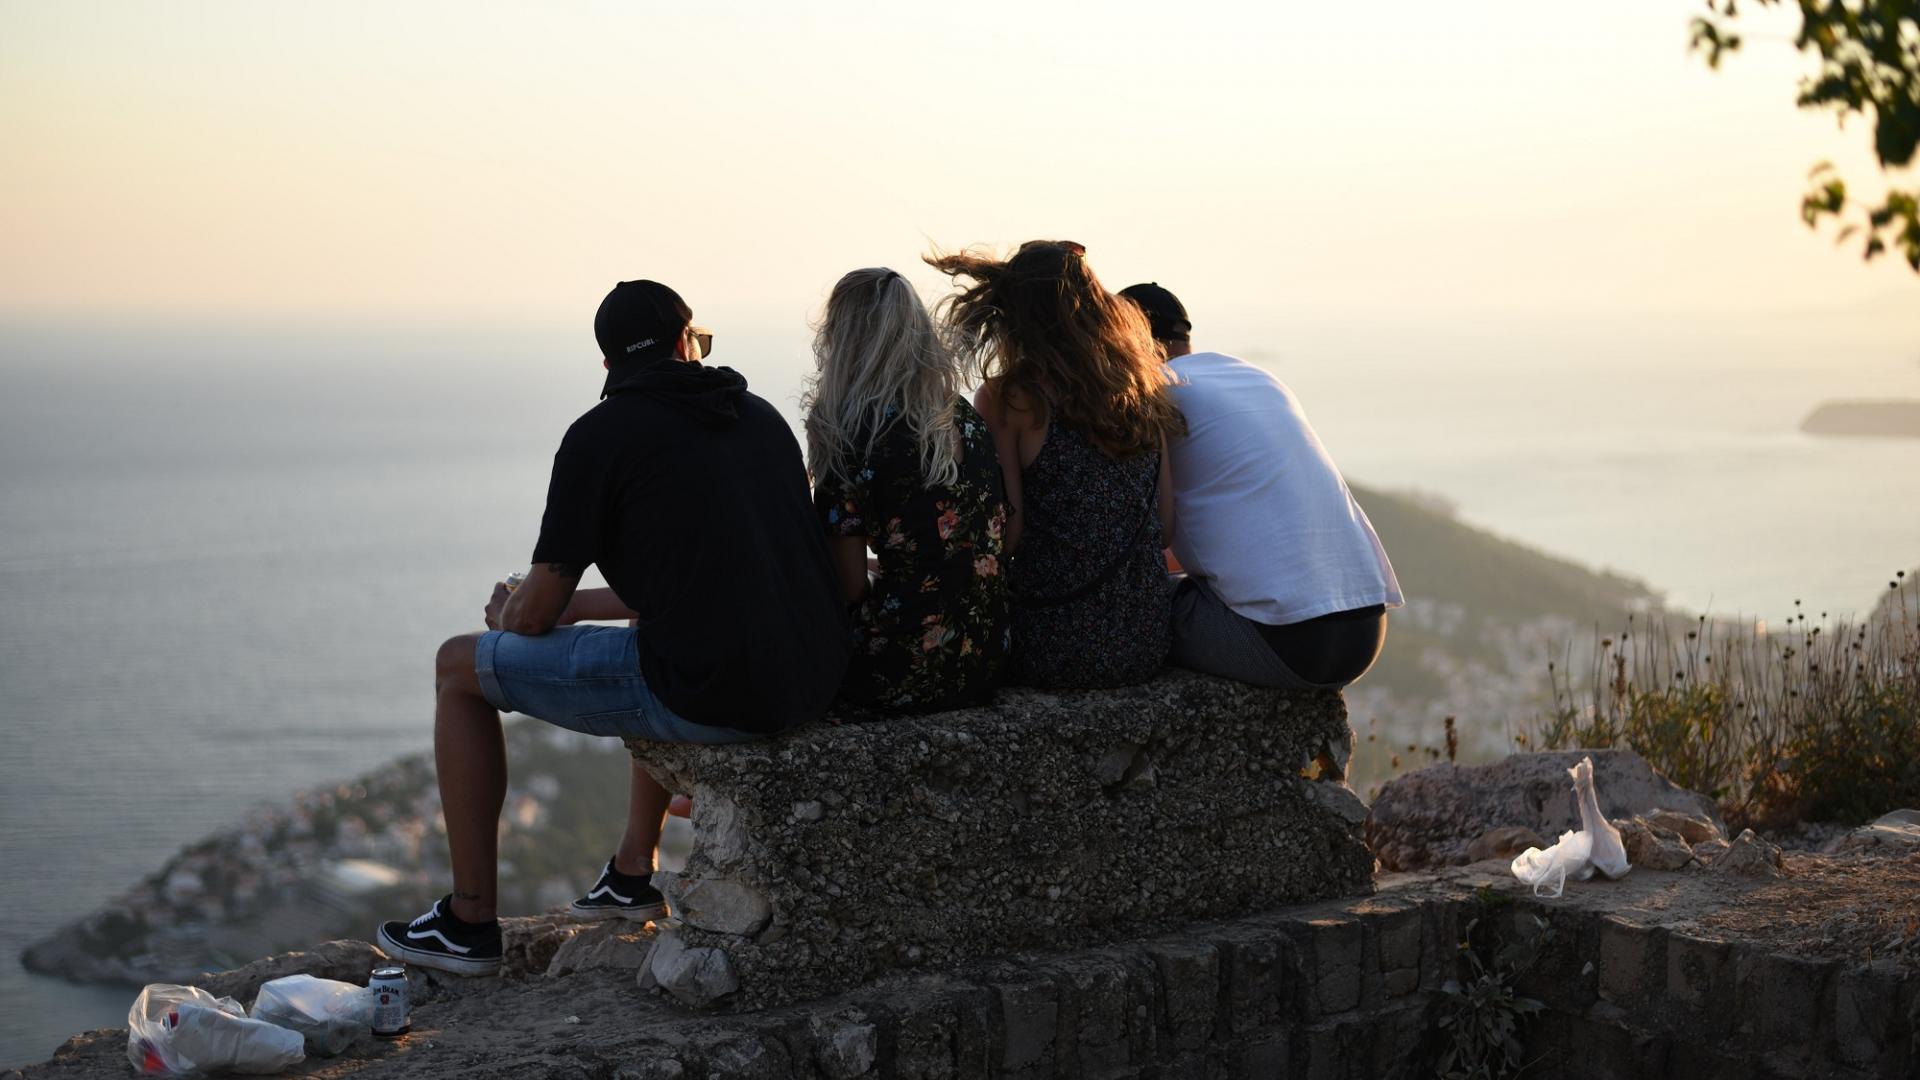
[1510,754,1636,897]
[1571,756,1631,879]
[127,984,305,1075]
[1510,828,1593,898]
[250,974,375,1056]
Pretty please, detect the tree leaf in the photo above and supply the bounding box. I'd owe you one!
[1692,0,1920,275]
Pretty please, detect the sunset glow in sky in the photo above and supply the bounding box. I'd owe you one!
[2,1,1915,335]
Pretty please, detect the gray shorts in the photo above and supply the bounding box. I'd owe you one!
[1169,576,1384,690]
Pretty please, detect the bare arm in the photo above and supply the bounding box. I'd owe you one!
[829,535,871,608]
[487,562,582,637]
[558,587,639,625]
[1157,434,1177,549]
[973,381,1029,555]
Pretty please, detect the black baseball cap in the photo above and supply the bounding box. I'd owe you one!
[1118,282,1191,343]
[595,280,692,364]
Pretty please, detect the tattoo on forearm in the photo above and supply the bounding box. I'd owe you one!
[545,562,585,577]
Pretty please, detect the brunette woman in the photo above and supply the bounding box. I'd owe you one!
[803,267,1011,712]
[927,241,1184,689]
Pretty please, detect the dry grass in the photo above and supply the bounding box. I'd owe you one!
[1525,573,1920,832]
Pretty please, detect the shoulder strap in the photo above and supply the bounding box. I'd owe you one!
[1010,471,1160,610]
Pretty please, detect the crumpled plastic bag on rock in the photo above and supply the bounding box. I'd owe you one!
[1510,828,1593,898]
[127,984,305,1075]
[1509,755,1633,897]
[250,974,376,1056]
[1571,756,1631,879]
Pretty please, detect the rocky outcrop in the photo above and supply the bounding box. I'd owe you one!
[1365,749,1724,872]
[20,721,646,990]
[1615,816,1697,871]
[624,671,1375,1009]
[1825,809,1920,856]
[1709,829,1785,878]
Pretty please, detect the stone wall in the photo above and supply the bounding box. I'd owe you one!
[18,862,1913,1079]
[588,864,1916,1080]
[625,672,1376,1010]
[453,862,1920,1079]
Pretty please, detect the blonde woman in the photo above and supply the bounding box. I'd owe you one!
[804,267,1011,712]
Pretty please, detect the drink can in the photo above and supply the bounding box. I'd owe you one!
[369,966,410,1038]
[504,571,527,592]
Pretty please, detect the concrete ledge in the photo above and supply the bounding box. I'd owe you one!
[624,671,1376,1009]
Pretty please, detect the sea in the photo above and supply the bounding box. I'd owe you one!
[1,309,1916,1066]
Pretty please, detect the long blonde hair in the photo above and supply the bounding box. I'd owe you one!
[803,267,962,492]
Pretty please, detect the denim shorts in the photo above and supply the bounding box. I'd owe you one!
[474,625,761,744]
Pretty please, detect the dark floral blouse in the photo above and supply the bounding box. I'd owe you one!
[813,397,1011,713]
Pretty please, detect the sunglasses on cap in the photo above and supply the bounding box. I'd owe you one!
[1016,239,1087,258]
[613,325,713,361]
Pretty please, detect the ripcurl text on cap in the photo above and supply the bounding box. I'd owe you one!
[594,280,692,363]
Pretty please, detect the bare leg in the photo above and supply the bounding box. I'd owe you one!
[614,760,670,876]
[434,633,505,924]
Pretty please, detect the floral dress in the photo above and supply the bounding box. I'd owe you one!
[1008,423,1172,688]
[814,398,1011,712]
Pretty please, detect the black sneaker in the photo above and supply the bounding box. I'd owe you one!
[569,860,668,922]
[376,895,502,976]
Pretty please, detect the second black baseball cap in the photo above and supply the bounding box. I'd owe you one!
[1118,282,1191,342]
[594,280,692,364]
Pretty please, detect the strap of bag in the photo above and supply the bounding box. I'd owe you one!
[1010,481,1159,610]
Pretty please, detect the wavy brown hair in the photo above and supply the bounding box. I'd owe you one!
[926,240,1185,459]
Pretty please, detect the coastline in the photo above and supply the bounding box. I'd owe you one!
[17,721,681,995]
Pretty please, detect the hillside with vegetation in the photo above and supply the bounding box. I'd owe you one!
[1532,568,1918,832]
[1353,484,1657,626]
[1342,483,1660,785]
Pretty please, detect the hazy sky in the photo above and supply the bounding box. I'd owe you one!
[2,1,1915,335]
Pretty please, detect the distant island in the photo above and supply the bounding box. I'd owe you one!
[1801,399,1920,438]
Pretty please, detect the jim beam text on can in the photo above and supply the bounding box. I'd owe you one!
[370,966,410,1038]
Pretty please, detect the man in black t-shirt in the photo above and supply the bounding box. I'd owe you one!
[376,280,851,976]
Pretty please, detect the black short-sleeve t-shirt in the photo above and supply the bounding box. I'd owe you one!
[531,360,850,733]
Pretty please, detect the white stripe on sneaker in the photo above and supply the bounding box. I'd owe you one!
[585,883,634,904]
[405,927,474,954]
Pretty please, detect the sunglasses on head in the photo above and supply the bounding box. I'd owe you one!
[1016,239,1086,258]
[690,326,714,360]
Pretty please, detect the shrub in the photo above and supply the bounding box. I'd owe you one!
[1529,573,1920,831]
[1434,892,1552,1080]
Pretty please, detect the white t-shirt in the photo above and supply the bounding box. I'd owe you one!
[1166,351,1403,625]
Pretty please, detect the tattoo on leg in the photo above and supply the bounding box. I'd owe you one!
[455,890,484,902]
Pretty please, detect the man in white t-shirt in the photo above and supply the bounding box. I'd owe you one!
[1119,283,1403,689]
